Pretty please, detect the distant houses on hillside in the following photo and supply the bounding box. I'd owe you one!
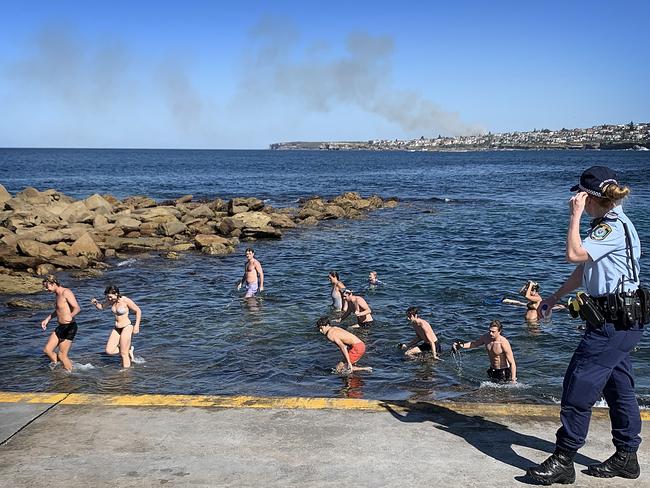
[270,122,650,151]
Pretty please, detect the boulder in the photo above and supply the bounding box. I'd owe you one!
[35,230,67,245]
[6,299,51,309]
[218,216,245,235]
[0,228,18,248]
[170,242,195,252]
[385,199,399,208]
[17,239,58,259]
[237,211,271,229]
[188,222,217,235]
[241,226,282,239]
[102,194,121,206]
[210,198,227,212]
[115,216,142,232]
[15,187,52,205]
[269,213,297,229]
[322,205,346,219]
[188,205,214,219]
[36,263,56,275]
[102,236,172,252]
[0,251,43,270]
[84,194,114,213]
[194,234,232,249]
[157,220,187,237]
[298,207,324,220]
[68,233,103,259]
[54,242,71,253]
[60,201,95,224]
[175,195,193,205]
[123,195,157,209]
[201,243,235,255]
[49,255,89,269]
[163,251,180,260]
[132,206,181,221]
[227,197,264,215]
[299,216,319,226]
[0,273,44,294]
[0,184,11,206]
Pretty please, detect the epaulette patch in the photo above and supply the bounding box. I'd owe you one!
[590,223,613,241]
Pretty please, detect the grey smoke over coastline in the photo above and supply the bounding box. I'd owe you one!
[2,25,212,143]
[237,17,483,137]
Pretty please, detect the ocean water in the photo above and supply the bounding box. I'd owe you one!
[0,148,649,405]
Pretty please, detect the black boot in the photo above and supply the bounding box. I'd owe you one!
[586,450,640,479]
[526,449,576,485]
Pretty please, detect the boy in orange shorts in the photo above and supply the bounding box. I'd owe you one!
[316,317,372,374]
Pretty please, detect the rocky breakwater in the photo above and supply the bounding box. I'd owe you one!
[0,184,398,294]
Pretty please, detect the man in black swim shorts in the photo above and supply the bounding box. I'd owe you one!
[41,275,81,372]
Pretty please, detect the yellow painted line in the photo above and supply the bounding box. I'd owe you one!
[0,392,68,404]
[2,392,649,420]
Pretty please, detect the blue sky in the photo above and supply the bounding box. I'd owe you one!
[1,1,648,148]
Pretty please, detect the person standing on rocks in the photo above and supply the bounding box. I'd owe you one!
[237,248,264,298]
[91,285,142,368]
[40,275,81,372]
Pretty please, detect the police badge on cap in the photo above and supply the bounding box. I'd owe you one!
[570,166,618,198]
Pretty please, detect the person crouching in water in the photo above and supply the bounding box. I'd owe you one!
[400,307,440,359]
[317,317,372,374]
[91,285,142,368]
[453,320,517,384]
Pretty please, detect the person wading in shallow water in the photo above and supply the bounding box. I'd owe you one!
[91,285,142,368]
[316,316,372,374]
[237,247,264,298]
[453,320,517,384]
[40,275,81,372]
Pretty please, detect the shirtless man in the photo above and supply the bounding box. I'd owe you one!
[452,320,517,383]
[316,317,372,374]
[400,307,440,358]
[336,289,373,328]
[237,248,264,298]
[40,275,81,372]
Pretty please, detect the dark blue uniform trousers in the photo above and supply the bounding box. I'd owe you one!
[557,323,643,453]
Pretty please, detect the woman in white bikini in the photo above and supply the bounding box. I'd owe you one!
[91,285,142,368]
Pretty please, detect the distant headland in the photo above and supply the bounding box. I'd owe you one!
[270,122,650,152]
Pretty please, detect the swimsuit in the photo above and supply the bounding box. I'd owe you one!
[54,321,77,341]
[114,323,133,334]
[487,367,512,383]
[415,341,441,354]
[347,342,366,364]
[245,282,259,298]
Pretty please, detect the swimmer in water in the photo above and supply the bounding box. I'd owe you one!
[400,307,440,359]
[368,271,383,287]
[502,281,565,324]
[91,285,142,368]
[316,316,372,374]
[328,271,346,312]
[40,275,81,372]
[336,289,374,328]
[453,320,517,384]
[237,248,264,298]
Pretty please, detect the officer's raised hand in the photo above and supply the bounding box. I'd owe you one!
[569,191,587,218]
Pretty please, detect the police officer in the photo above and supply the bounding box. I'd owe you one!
[526,166,644,484]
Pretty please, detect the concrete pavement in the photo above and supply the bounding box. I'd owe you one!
[1,392,648,487]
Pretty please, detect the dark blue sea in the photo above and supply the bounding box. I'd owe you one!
[1,148,649,405]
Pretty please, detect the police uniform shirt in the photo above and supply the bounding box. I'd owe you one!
[582,205,641,296]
